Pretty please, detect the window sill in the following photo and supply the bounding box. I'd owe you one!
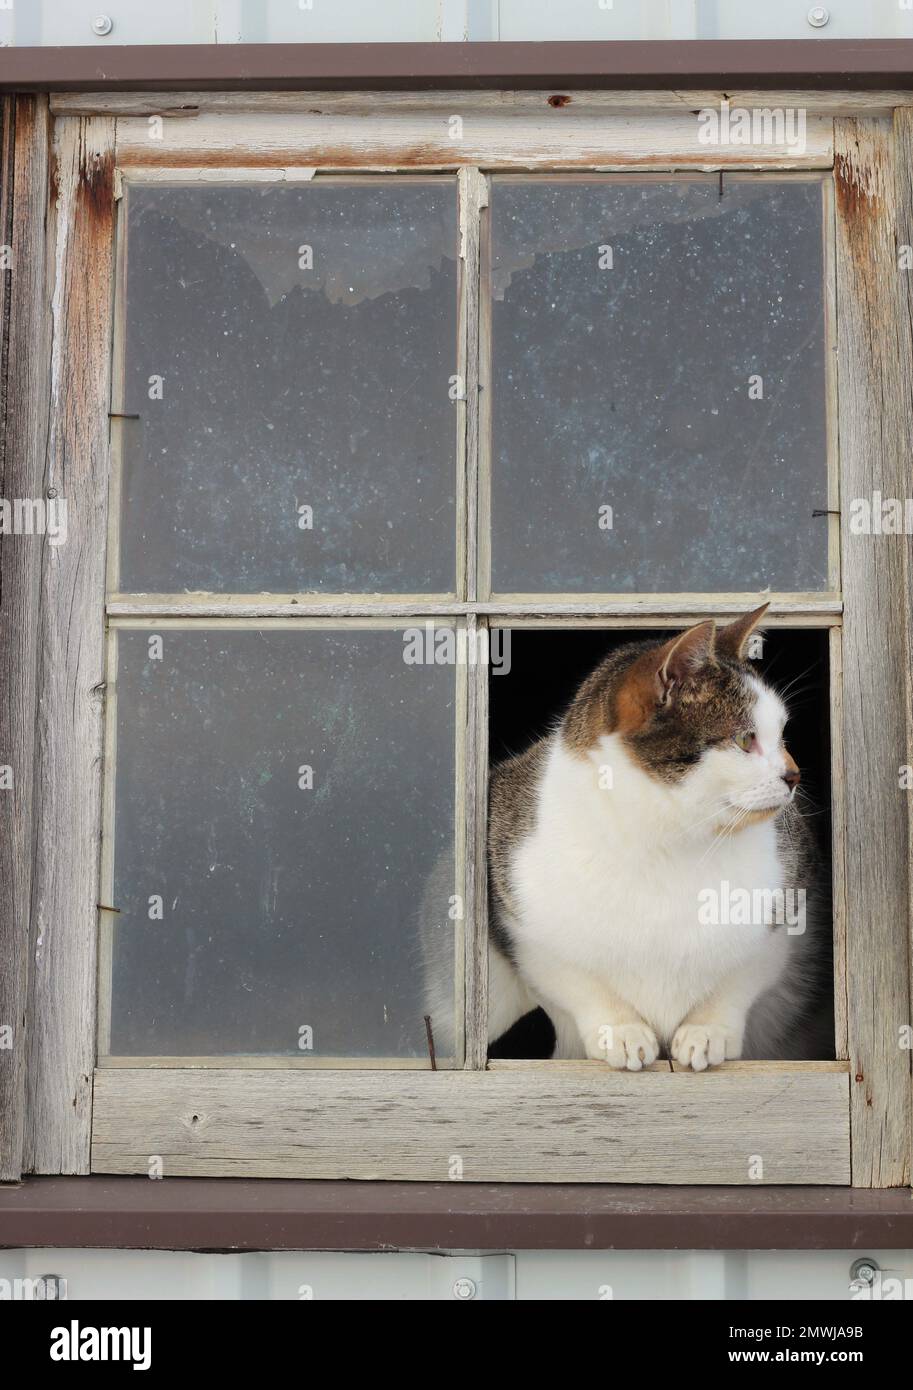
[0,1178,911,1253]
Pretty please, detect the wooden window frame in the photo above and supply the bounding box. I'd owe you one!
[1,90,911,1189]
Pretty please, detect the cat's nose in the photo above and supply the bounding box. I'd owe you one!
[782,750,800,791]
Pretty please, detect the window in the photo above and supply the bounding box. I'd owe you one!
[102,179,462,1067]
[10,93,912,1187]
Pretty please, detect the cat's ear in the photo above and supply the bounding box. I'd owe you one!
[716,603,770,660]
[655,620,716,705]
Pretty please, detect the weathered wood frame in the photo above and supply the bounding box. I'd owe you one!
[1,103,117,1178]
[2,92,910,1186]
[0,95,49,1183]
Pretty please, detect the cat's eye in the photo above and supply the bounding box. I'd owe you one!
[733,731,756,753]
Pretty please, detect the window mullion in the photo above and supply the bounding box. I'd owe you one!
[461,613,490,1069]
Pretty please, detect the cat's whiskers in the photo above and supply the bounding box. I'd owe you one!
[665,796,737,845]
[695,807,750,868]
[774,661,819,703]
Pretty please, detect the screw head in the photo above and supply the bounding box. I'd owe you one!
[807,6,830,25]
[849,1257,879,1287]
[91,15,113,36]
[452,1277,477,1300]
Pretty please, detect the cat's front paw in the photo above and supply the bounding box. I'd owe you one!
[672,1024,740,1071]
[586,1022,659,1071]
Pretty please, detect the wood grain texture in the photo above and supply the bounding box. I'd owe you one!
[458,169,489,1069]
[487,611,840,628]
[458,166,486,604]
[0,96,10,476]
[454,168,469,605]
[115,167,319,185]
[91,1065,850,1184]
[111,108,833,172]
[0,97,51,1183]
[0,93,19,1184]
[24,116,116,1175]
[835,118,913,1186]
[892,106,913,1190]
[462,614,489,1070]
[829,626,849,1061]
[452,622,468,1067]
[105,595,842,619]
[97,1056,449,1069]
[50,89,911,119]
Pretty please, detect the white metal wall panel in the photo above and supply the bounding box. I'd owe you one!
[0,1,467,46]
[3,0,913,45]
[239,1,453,44]
[0,1248,516,1300]
[1,1,216,46]
[513,1249,913,1300]
[695,0,913,40]
[1,1248,910,1300]
[498,0,698,41]
[497,0,913,42]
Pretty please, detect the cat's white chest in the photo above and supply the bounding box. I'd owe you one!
[509,737,786,1039]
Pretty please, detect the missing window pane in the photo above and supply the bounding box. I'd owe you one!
[487,625,834,1062]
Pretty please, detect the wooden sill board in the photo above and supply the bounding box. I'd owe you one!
[91,1063,850,1184]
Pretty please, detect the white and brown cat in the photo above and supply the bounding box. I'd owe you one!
[426,605,829,1068]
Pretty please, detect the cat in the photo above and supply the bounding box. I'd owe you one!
[424,605,831,1067]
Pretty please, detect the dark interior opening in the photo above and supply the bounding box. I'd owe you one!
[487,625,834,1061]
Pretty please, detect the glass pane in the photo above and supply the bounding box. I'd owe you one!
[106,627,456,1058]
[489,177,830,593]
[118,181,458,593]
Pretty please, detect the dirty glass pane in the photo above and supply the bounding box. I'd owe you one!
[489,177,830,593]
[106,628,455,1058]
[118,181,458,593]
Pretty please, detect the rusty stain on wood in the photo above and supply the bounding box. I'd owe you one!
[25,115,116,1175]
[835,141,882,221]
[110,106,835,173]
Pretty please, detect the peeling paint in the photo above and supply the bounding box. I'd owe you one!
[835,147,882,220]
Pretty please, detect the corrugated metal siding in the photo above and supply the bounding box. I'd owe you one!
[2,1,912,47]
[1,1248,912,1300]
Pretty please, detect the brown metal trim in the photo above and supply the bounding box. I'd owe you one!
[1,1178,912,1252]
[3,41,913,94]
